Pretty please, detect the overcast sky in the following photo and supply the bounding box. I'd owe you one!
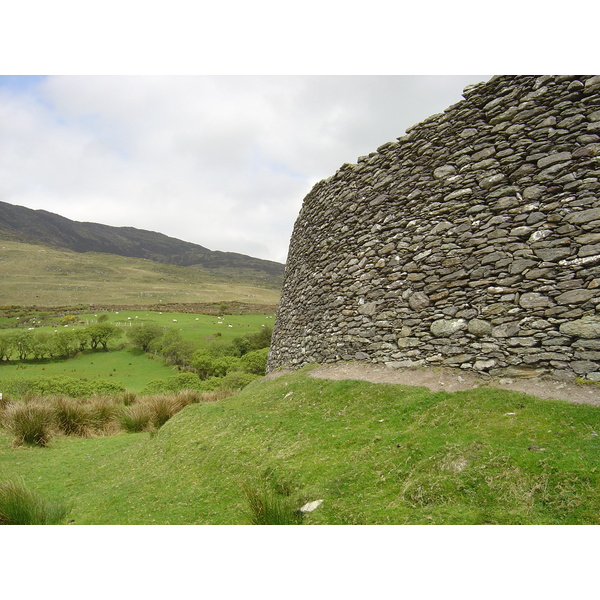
[0,3,592,265]
[0,75,493,263]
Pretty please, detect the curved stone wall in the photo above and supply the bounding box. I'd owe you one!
[267,75,600,381]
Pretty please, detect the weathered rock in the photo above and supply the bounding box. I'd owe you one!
[430,319,468,337]
[519,293,553,309]
[560,317,600,338]
[555,289,596,305]
[408,292,431,311]
[468,319,492,336]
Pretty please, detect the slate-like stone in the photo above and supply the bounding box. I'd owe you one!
[537,152,572,168]
[555,289,596,305]
[430,319,468,337]
[560,317,600,338]
[519,292,553,309]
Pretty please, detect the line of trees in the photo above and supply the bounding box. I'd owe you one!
[0,323,121,362]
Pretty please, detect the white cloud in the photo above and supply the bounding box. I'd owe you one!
[0,75,490,263]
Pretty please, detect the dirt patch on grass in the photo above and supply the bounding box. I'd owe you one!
[304,363,600,407]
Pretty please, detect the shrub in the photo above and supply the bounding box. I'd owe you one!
[203,371,258,391]
[91,379,126,395]
[141,373,202,395]
[242,483,303,525]
[2,402,53,446]
[230,326,272,357]
[240,347,269,375]
[0,376,125,399]
[0,479,72,525]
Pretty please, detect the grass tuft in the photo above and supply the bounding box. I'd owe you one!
[51,396,93,437]
[0,479,72,525]
[1,401,54,446]
[119,403,153,432]
[242,483,303,525]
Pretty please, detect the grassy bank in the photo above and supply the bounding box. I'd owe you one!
[1,366,598,524]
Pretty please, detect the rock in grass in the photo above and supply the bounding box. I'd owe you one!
[299,499,324,513]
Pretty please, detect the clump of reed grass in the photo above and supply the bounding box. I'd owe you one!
[1,401,54,446]
[0,479,72,525]
[87,396,121,435]
[242,483,304,525]
[51,396,93,437]
[119,403,153,432]
[120,391,137,406]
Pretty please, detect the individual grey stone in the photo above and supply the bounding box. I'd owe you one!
[560,317,600,338]
[533,248,572,262]
[468,319,492,336]
[479,174,506,189]
[397,337,419,349]
[430,319,468,337]
[519,293,553,309]
[537,152,572,168]
[408,292,431,311]
[460,128,478,138]
[433,165,456,178]
[555,289,596,305]
[472,147,496,161]
[357,301,378,316]
[565,208,600,224]
[509,259,537,274]
[578,244,600,258]
[510,226,534,237]
[444,188,472,201]
[474,359,496,370]
[570,361,599,375]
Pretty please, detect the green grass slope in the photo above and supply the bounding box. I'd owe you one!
[1,367,598,524]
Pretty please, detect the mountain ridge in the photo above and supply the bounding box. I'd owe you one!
[0,200,284,286]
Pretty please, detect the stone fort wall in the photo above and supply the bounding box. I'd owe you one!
[267,75,600,381]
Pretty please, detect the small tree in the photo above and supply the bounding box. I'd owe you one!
[86,323,121,351]
[49,330,76,358]
[10,330,34,361]
[32,331,52,360]
[0,333,14,362]
[126,323,163,352]
[155,329,195,367]
[73,328,90,352]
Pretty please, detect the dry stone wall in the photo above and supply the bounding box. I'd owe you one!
[267,75,600,381]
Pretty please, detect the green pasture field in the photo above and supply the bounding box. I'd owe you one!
[92,308,274,346]
[1,367,598,525]
[0,348,174,393]
[0,310,274,393]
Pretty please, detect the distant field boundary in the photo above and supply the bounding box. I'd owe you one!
[1,301,278,316]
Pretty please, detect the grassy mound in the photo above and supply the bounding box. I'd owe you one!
[0,367,598,524]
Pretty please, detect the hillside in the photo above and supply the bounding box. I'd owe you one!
[0,200,284,286]
[0,239,280,307]
[1,367,598,524]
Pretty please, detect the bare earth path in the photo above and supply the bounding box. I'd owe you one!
[304,363,600,407]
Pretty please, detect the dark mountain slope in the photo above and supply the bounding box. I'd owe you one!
[0,201,284,285]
